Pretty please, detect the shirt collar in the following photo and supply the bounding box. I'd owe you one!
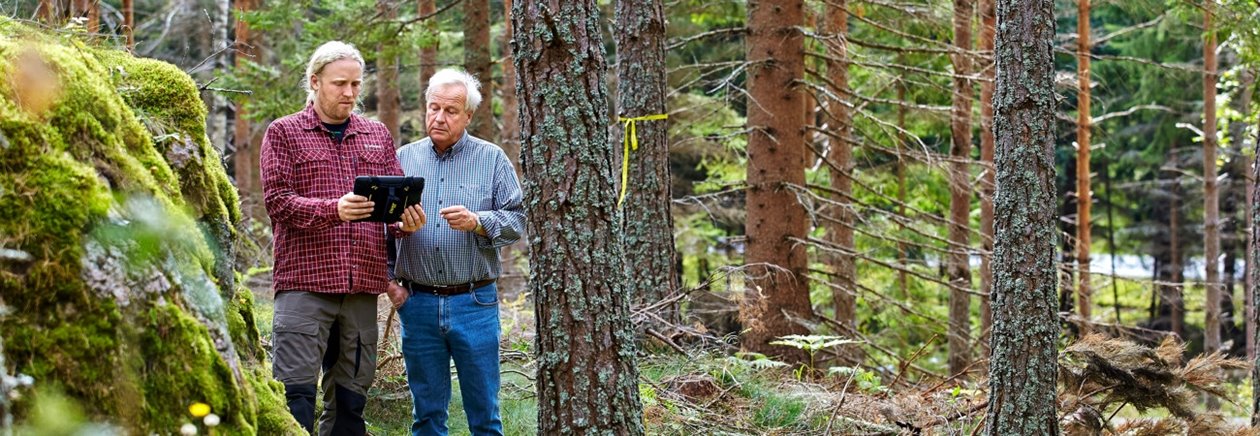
[432,131,470,159]
[298,104,365,136]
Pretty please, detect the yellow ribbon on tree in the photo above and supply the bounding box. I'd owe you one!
[617,113,668,208]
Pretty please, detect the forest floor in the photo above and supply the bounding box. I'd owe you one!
[245,272,989,435]
[242,270,1258,435]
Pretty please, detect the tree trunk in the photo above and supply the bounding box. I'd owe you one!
[123,0,134,50]
[418,0,438,130]
[823,0,856,349]
[896,53,909,300]
[1249,151,1257,363]
[1075,0,1092,325]
[501,0,521,173]
[498,0,526,293]
[978,0,995,355]
[1170,185,1184,336]
[376,0,401,147]
[232,0,261,202]
[740,0,810,363]
[465,0,493,141]
[1251,145,1260,425]
[206,0,231,154]
[615,0,678,326]
[87,0,99,35]
[37,0,53,24]
[513,1,645,434]
[983,0,1059,432]
[1227,68,1255,360]
[946,0,974,378]
[1204,5,1221,356]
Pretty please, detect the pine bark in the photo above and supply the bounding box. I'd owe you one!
[465,0,493,141]
[123,0,134,50]
[1204,5,1222,354]
[1075,0,1092,324]
[512,1,645,434]
[823,0,856,344]
[740,0,811,362]
[946,0,974,378]
[615,0,677,325]
[377,0,401,146]
[983,0,1060,432]
[1251,145,1260,425]
[978,0,995,352]
[232,0,261,199]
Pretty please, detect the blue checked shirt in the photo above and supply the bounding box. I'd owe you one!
[388,132,526,286]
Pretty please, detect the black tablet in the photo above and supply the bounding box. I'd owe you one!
[352,176,425,223]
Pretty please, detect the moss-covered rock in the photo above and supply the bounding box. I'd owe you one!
[0,18,300,434]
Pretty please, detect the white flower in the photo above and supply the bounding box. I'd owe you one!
[180,423,198,435]
[204,414,221,427]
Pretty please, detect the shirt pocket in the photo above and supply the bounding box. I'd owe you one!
[292,148,338,198]
[458,183,492,212]
[358,146,397,176]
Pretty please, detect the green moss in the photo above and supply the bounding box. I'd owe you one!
[138,304,250,433]
[0,18,297,434]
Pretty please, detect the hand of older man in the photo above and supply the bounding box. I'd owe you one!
[398,204,426,232]
[439,205,480,232]
[385,281,409,309]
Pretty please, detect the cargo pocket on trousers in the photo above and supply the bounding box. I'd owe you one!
[272,314,322,383]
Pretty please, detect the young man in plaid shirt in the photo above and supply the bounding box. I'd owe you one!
[260,41,423,435]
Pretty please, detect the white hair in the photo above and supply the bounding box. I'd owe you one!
[425,68,482,113]
[304,41,365,105]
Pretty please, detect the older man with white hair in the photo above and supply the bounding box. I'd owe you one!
[261,40,423,435]
[387,68,525,436]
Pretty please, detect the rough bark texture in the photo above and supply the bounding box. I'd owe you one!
[465,0,493,141]
[1075,0,1092,323]
[740,0,811,363]
[418,0,438,126]
[977,0,995,351]
[1252,151,1260,425]
[1204,6,1221,354]
[615,0,678,325]
[376,0,401,147]
[983,0,1060,432]
[512,1,645,434]
[1250,150,1257,363]
[946,0,974,377]
[823,0,856,343]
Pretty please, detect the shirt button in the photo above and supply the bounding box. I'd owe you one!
[440,178,444,182]
[438,270,443,274]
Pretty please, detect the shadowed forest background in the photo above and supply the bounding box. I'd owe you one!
[3,0,1260,434]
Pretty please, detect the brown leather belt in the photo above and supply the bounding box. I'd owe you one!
[399,278,495,296]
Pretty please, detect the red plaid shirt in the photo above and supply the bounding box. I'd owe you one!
[261,105,402,295]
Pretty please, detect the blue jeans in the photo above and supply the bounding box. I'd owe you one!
[398,282,503,436]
